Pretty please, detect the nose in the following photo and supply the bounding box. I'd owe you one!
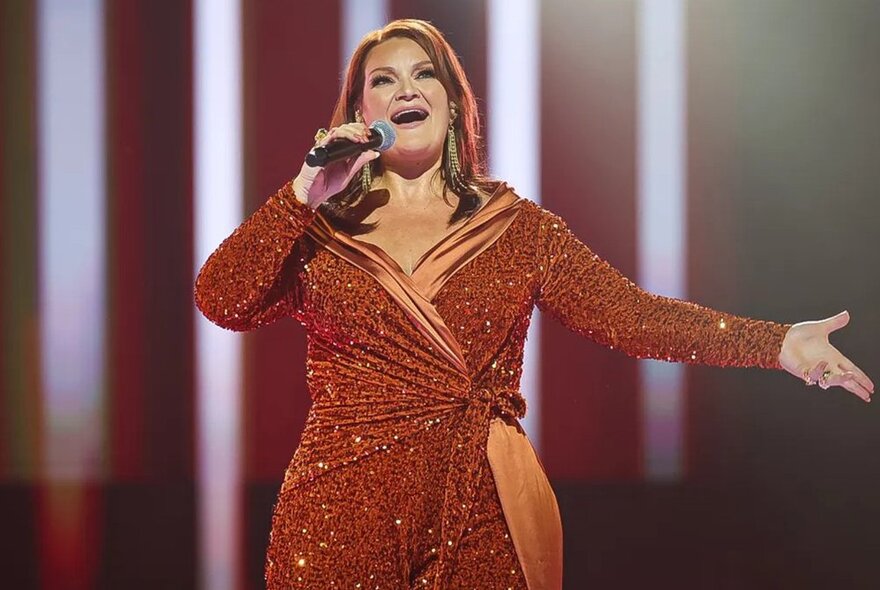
[396,78,420,101]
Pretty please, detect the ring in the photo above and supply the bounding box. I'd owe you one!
[818,369,833,390]
[314,127,329,143]
[803,369,816,386]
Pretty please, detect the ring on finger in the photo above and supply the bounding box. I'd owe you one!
[803,368,816,386]
[314,127,329,144]
[818,369,833,389]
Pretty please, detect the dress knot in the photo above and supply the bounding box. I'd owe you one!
[472,386,527,420]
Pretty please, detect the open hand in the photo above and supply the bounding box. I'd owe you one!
[778,310,874,403]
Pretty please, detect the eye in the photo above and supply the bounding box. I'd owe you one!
[370,74,393,87]
[417,68,436,79]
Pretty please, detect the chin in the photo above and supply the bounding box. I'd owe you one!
[387,141,443,163]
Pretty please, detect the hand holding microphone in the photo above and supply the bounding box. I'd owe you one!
[293,120,396,208]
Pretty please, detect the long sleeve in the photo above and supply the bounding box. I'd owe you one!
[533,205,791,369]
[194,178,317,331]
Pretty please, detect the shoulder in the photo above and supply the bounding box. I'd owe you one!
[482,184,579,255]
[494,183,569,230]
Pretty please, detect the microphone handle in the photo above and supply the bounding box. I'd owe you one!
[306,129,384,167]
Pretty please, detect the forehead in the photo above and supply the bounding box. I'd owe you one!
[364,37,432,71]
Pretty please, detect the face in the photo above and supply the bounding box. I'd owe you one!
[359,37,453,166]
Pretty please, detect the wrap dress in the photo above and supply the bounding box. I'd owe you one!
[194,178,792,589]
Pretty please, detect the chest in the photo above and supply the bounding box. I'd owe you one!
[351,209,467,276]
[300,217,540,366]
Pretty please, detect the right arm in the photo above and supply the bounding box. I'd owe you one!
[193,179,317,331]
[193,121,380,331]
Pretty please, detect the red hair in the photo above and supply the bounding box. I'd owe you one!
[322,19,495,227]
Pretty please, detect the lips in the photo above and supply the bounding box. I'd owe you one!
[390,108,429,125]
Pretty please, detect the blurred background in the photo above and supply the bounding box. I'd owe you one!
[1,0,878,588]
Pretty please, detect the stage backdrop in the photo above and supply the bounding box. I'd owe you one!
[1,1,877,588]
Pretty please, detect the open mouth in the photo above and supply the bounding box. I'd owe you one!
[391,108,429,125]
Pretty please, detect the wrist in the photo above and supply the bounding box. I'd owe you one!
[292,176,313,209]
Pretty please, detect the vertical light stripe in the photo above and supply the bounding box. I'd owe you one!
[194,1,243,588]
[37,0,106,481]
[487,0,542,448]
[637,0,687,481]
[341,0,389,75]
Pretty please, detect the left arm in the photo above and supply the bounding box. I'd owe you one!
[533,205,874,401]
[534,205,791,369]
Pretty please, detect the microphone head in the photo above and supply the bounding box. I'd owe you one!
[370,119,396,151]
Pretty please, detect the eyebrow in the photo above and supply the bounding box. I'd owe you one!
[367,60,434,77]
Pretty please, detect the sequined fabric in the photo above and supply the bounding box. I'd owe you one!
[194,179,792,589]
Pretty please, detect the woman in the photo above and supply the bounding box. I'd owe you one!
[194,19,873,590]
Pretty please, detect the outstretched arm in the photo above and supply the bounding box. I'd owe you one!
[533,204,791,369]
[533,204,874,402]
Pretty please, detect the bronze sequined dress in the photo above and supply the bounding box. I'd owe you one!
[194,179,791,589]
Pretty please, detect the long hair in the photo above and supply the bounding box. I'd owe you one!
[319,19,496,230]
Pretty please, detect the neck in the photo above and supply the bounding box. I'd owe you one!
[374,154,448,207]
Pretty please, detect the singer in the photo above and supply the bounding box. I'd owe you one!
[193,19,873,589]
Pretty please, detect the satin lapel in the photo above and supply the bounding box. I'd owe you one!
[304,183,524,378]
[411,187,523,301]
[306,215,470,376]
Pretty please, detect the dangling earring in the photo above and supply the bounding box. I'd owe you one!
[445,107,464,193]
[360,156,373,195]
[355,110,372,194]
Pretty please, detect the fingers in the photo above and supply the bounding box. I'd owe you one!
[802,360,829,386]
[837,360,875,395]
[317,123,371,147]
[823,309,850,334]
[832,372,873,402]
[802,359,873,403]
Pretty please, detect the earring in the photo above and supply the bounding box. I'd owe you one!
[445,118,465,192]
[355,110,372,194]
[360,158,373,195]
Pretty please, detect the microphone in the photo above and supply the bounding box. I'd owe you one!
[306,120,396,167]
